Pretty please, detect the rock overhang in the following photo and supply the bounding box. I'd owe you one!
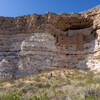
[0,6,100,78]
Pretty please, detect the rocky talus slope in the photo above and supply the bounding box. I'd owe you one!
[0,6,100,78]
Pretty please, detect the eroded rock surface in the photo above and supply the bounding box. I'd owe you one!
[0,6,100,78]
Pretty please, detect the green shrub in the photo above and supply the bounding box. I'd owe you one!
[33,93,49,100]
[85,96,94,100]
[0,92,22,100]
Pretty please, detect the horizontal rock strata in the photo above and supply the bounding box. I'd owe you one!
[0,6,100,78]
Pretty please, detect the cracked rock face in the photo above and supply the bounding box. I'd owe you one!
[0,6,100,78]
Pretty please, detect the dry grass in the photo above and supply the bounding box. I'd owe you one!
[0,68,100,100]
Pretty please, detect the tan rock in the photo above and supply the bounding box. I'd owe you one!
[0,5,100,78]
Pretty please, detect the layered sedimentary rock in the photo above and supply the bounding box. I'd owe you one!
[0,6,100,78]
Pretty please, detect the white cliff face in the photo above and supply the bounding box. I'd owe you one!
[1,6,100,78]
[85,30,100,72]
[0,32,96,78]
[0,31,98,78]
[18,33,57,73]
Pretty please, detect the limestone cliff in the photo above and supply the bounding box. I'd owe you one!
[0,6,100,78]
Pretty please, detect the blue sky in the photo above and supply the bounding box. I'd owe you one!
[0,0,100,17]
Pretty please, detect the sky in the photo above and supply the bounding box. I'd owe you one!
[0,0,100,17]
